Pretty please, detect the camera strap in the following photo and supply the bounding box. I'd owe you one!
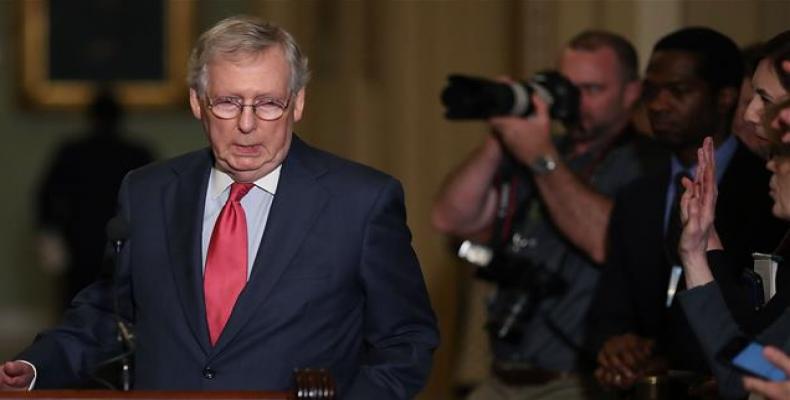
[490,153,533,251]
[569,126,634,182]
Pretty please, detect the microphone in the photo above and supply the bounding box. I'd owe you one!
[105,216,134,391]
[106,216,129,254]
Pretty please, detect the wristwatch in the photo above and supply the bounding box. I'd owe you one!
[529,154,558,175]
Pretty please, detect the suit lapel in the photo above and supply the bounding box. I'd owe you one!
[163,149,213,356]
[210,137,329,356]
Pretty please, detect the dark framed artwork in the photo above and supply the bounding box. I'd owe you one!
[20,0,194,109]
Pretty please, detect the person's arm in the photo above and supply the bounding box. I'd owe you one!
[677,281,748,399]
[678,137,772,331]
[13,176,135,388]
[431,133,502,239]
[489,94,613,263]
[675,138,774,398]
[531,159,613,263]
[679,281,790,399]
[346,178,439,399]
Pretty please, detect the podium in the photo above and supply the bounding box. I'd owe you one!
[0,392,294,399]
[0,369,335,400]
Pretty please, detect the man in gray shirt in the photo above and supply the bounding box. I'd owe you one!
[432,30,657,399]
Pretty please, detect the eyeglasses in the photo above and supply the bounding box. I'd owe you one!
[207,93,292,121]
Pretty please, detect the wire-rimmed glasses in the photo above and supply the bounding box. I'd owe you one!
[207,93,292,121]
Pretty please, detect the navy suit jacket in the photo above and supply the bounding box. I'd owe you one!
[19,136,439,399]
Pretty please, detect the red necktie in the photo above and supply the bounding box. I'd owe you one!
[204,182,254,346]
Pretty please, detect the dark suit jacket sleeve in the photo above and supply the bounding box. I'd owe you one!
[585,192,638,357]
[16,176,135,388]
[680,279,790,399]
[678,281,748,399]
[344,178,439,399]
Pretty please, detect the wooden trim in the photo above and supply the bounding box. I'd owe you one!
[19,0,194,110]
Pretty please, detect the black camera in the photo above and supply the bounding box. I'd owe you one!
[458,239,567,343]
[440,71,580,123]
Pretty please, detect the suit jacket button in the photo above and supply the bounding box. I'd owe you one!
[202,367,215,379]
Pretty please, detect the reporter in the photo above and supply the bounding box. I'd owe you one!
[676,30,790,399]
[586,27,785,393]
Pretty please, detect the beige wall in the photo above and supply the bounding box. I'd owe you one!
[1,1,788,398]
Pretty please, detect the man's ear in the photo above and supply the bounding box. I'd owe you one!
[293,88,306,122]
[189,88,203,120]
[717,86,738,114]
[623,80,642,109]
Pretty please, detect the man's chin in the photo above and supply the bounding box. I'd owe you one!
[569,127,601,142]
[229,160,268,172]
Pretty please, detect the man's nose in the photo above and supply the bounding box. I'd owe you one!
[743,95,763,126]
[579,93,592,113]
[237,106,257,133]
[646,89,671,112]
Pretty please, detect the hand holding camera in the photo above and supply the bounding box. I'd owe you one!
[488,91,558,168]
[441,71,580,170]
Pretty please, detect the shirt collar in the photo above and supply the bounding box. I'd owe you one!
[208,165,281,199]
[669,134,738,183]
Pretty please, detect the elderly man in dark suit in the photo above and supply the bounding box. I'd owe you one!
[587,27,787,391]
[0,16,438,399]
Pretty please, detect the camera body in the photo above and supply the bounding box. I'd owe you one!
[441,71,580,123]
[458,237,566,343]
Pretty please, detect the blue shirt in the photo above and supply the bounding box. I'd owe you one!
[201,166,280,279]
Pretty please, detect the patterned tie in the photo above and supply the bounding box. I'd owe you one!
[204,182,254,346]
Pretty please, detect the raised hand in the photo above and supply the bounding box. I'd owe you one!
[678,137,719,287]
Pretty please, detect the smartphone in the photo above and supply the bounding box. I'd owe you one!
[717,336,787,381]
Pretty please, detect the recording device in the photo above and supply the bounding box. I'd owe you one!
[459,237,566,344]
[107,216,128,256]
[107,216,133,391]
[455,159,568,343]
[90,216,134,391]
[440,71,580,123]
[717,336,787,381]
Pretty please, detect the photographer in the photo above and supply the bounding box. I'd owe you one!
[432,31,655,399]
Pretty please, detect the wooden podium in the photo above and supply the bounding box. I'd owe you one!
[0,369,335,400]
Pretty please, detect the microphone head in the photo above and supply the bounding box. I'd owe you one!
[106,216,129,242]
